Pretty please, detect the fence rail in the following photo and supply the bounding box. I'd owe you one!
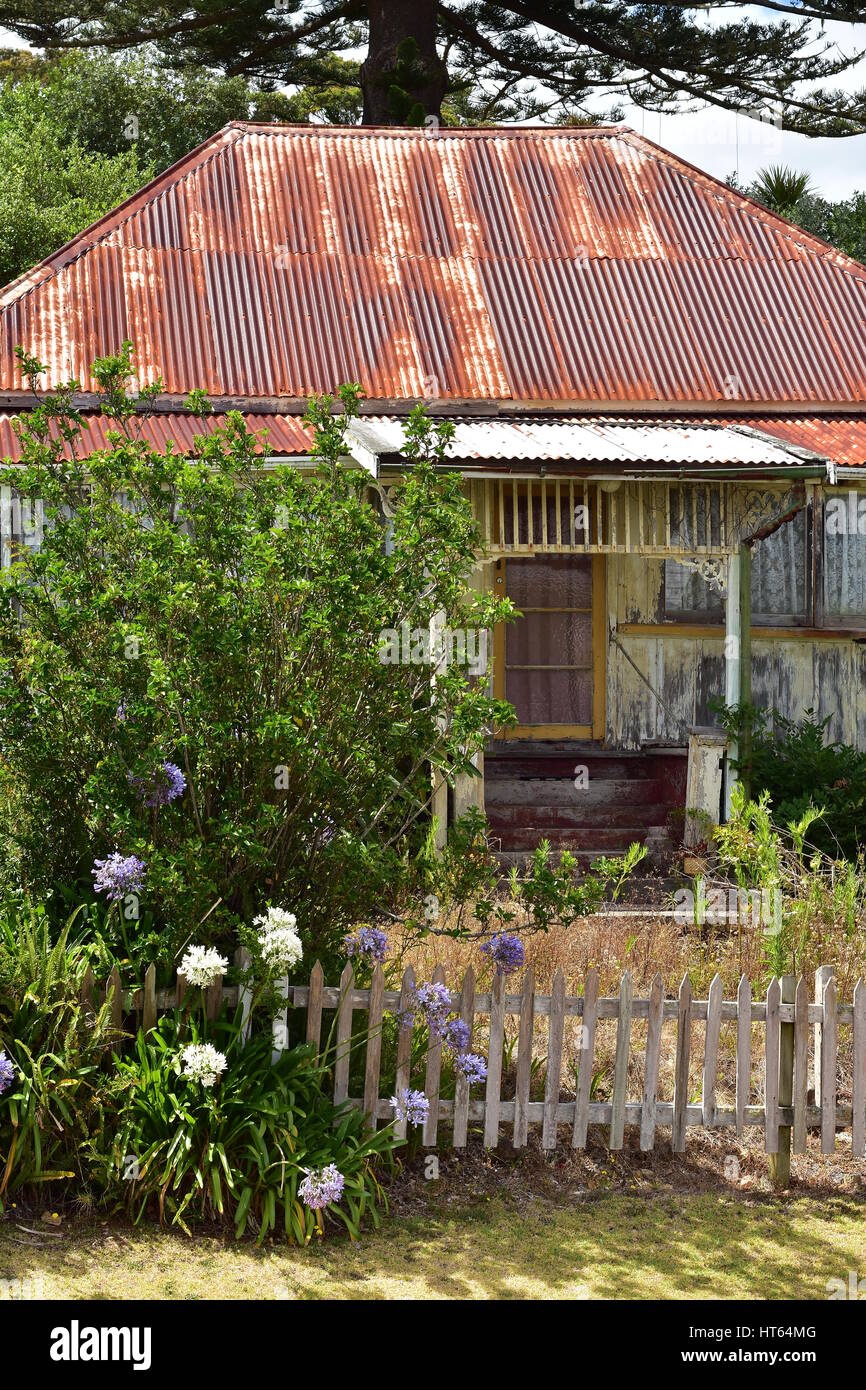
[84,957,865,1159]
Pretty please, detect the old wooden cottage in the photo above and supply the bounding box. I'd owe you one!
[2,123,866,861]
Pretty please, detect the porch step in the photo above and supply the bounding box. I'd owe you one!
[484,740,686,870]
[490,826,661,853]
[486,753,673,781]
[485,776,669,809]
[496,849,631,873]
[488,803,668,831]
[496,853,682,904]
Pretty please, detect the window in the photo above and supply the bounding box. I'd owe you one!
[823,491,866,622]
[665,507,810,624]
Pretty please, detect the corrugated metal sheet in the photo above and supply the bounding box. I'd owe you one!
[347,416,822,468]
[4,407,864,471]
[0,410,312,462]
[1,124,866,408]
[741,416,866,468]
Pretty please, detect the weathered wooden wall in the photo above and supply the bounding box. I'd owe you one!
[605,551,866,750]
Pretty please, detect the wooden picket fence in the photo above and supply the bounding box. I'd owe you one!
[84,956,866,1158]
[292,962,866,1155]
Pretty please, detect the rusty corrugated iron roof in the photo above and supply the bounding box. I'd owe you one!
[2,123,866,415]
[740,416,866,468]
[2,408,844,473]
[0,410,313,462]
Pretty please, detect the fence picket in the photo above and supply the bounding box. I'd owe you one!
[422,965,446,1147]
[793,974,809,1154]
[205,973,223,1023]
[703,973,722,1128]
[271,974,289,1064]
[107,965,123,1031]
[610,970,632,1151]
[393,966,415,1142]
[821,975,838,1155]
[363,964,385,1131]
[234,947,252,1045]
[542,969,566,1150]
[305,960,324,1053]
[513,967,536,1150]
[735,973,750,1136]
[814,965,834,1105]
[572,968,599,1151]
[452,966,475,1148]
[672,974,692,1153]
[483,970,506,1149]
[175,969,187,1009]
[142,963,157,1034]
[640,973,664,1152]
[765,977,780,1154]
[853,979,865,1159]
[333,962,354,1107]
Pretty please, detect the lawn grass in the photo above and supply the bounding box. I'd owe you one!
[3,1192,864,1300]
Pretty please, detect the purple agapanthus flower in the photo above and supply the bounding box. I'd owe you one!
[454,1052,488,1084]
[344,926,388,964]
[402,981,452,1036]
[129,761,186,808]
[389,1088,430,1128]
[0,1051,14,1095]
[481,932,525,975]
[92,852,146,901]
[443,1018,470,1054]
[115,699,129,722]
[298,1164,345,1210]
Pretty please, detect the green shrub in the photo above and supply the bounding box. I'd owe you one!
[712,785,866,980]
[0,344,514,976]
[715,703,866,860]
[0,906,119,1203]
[105,1012,399,1242]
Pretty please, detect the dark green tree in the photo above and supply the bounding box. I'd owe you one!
[0,70,144,284]
[739,164,866,264]
[1,2,865,129]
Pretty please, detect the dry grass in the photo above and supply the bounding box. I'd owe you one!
[389,906,866,1130]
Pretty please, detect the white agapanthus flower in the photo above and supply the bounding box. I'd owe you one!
[181,1043,228,1088]
[254,906,303,972]
[179,944,229,989]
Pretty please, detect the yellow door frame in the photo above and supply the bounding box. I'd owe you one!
[493,554,606,741]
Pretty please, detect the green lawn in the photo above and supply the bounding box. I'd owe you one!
[3,1193,864,1300]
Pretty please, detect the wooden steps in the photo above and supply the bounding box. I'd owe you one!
[485,741,687,870]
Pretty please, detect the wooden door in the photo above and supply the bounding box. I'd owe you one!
[494,554,605,739]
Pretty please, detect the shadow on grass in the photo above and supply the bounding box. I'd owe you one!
[5,1191,864,1300]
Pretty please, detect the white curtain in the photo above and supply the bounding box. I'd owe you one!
[666,509,808,619]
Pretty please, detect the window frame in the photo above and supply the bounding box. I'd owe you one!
[663,501,814,628]
[817,488,866,631]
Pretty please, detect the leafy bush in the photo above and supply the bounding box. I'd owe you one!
[0,906,119,1203]
[716,703,866,860]
[412,805,646,941]
[0,345,513,977]
[105,1012,398,1242]
[711,785,866,980]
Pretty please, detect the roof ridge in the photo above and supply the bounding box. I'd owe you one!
[227,120,624,137]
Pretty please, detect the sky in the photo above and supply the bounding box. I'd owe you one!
[619,12,866,200]
[2,8,865,200]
